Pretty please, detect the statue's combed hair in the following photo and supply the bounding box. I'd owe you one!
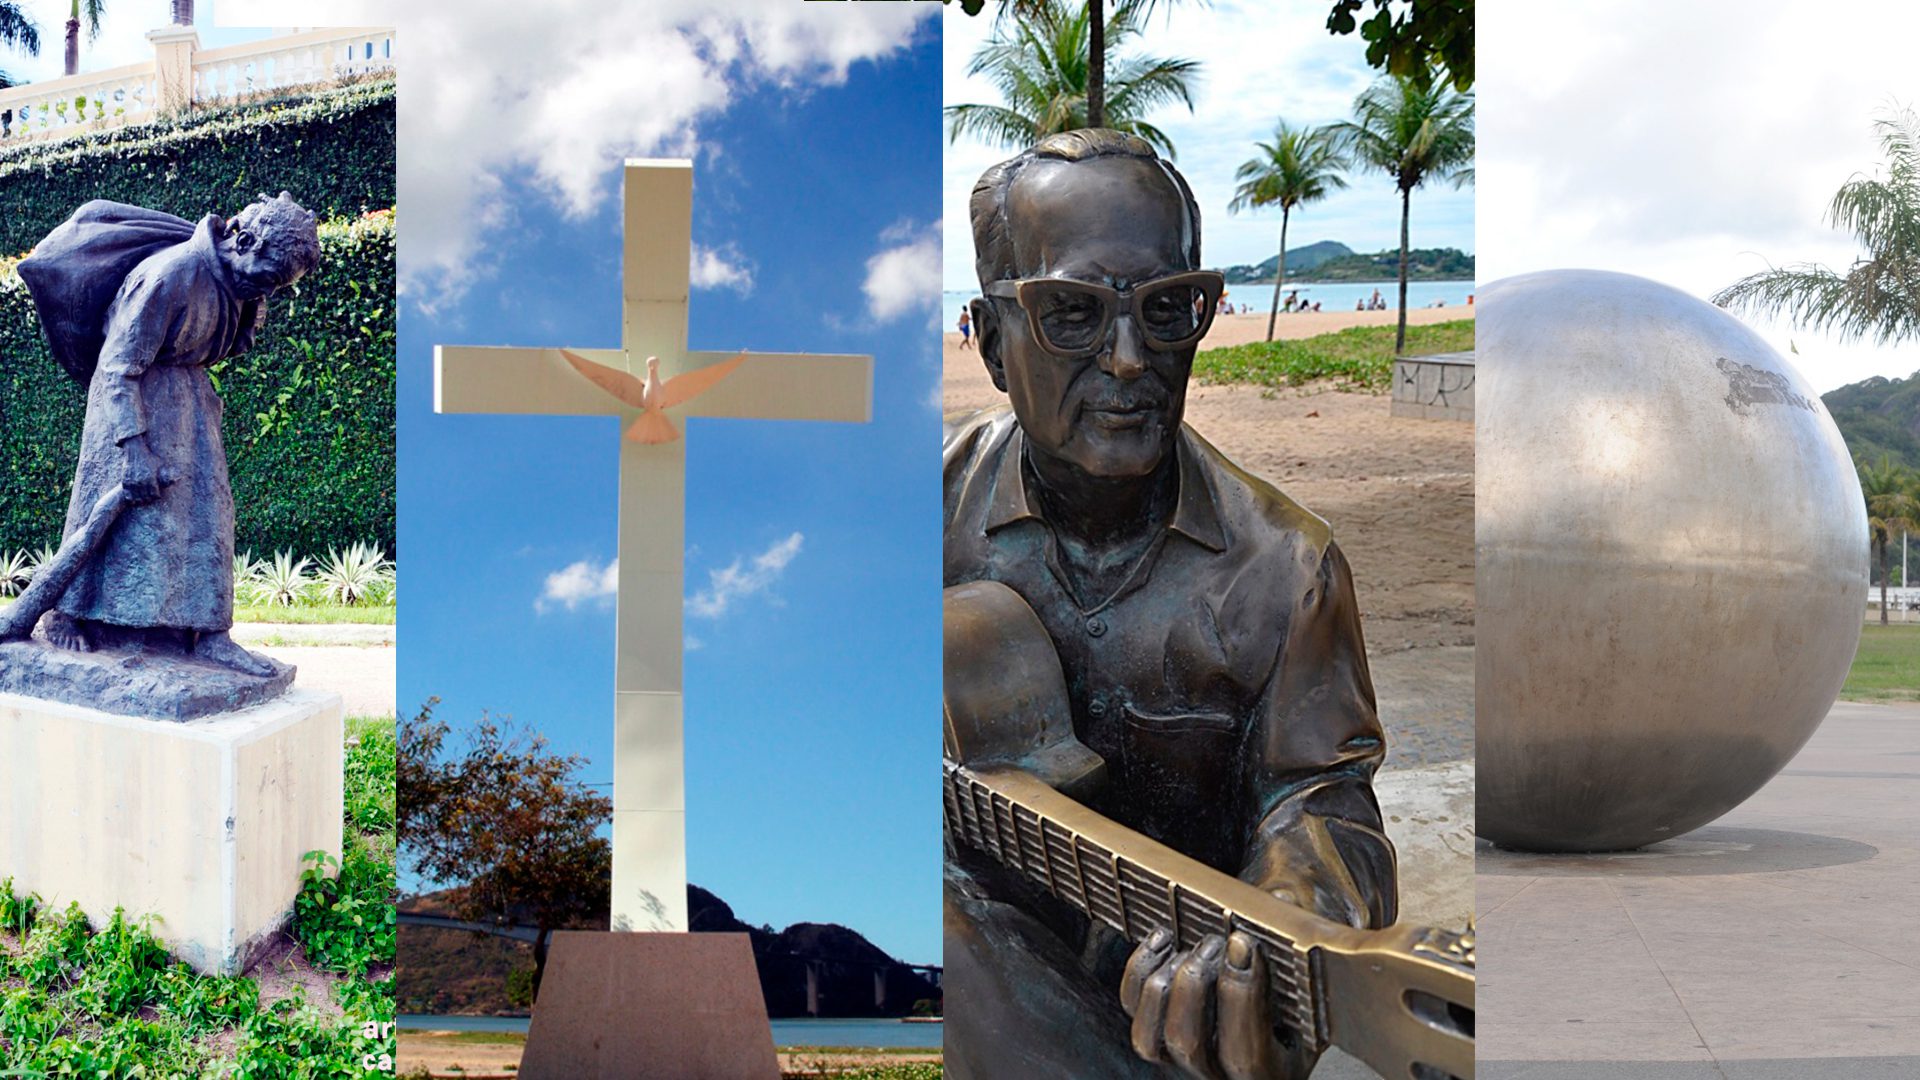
[969,129,1202,287]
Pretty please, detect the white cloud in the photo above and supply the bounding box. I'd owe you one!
[381,0,932,307]
[536,558,619,613]
[688,532,803,619]
[863,219,942,323]
[691,243,755,294]
[1479,0,1919,391]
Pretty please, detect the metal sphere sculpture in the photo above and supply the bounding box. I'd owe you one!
[1477,269,1868,852]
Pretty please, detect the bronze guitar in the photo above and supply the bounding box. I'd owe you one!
[943,579,1474,1080]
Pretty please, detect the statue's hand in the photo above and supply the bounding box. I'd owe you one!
[122,439,162,505]
[1120,929,1316,1080]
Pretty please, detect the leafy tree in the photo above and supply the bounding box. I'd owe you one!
[1858,454,1920,624]
[940,0,1198,138]
[400,699,612,1000]
[1329,73,1474,352]
[1713,105,1920,347]
[0,0,39,89]
[63,0,103,77]
[1326,0,1473,92]
[1230,121,1349,341]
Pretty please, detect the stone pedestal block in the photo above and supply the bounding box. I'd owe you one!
[519,931,780,1080]
[0,687,342,974]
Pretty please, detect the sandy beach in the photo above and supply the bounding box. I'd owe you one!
[944,304,1474,657]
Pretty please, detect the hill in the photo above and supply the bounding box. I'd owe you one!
[1218,244,1474,285]
[1823,369,1920,470]
[397,884,940,1019]
[1217,240,1352,282]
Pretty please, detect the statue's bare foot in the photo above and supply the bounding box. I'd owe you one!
[41,612,92,652]
[193,631,277,678]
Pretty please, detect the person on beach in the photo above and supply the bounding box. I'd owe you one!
[958,306,973,349]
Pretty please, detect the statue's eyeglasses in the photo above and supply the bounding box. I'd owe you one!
[983,271,1225,359]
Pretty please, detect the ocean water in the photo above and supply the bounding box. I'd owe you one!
[397,1014,944,1049]
[942,278,1474,331]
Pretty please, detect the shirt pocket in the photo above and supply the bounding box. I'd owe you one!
[1117,702,1245,872]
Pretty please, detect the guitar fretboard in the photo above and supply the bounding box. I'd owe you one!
[943,759,1324,1049]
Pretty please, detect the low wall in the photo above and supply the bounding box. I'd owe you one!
[1391,350,1474,422]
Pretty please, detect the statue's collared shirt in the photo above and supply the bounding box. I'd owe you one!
[944,406,1396,929]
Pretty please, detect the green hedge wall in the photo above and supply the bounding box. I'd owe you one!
[0,210,396,560]
[0,76,395,258]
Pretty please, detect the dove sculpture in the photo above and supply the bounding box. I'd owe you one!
[560,350,747,444]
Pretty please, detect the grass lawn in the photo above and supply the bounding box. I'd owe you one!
[1194,318,1475,392]
[0,716,397,1077]
[233,602,396,626]
[1842,622,1920,701]
[0,595,394,626]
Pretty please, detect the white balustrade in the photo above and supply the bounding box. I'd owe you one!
[0,26,393,146]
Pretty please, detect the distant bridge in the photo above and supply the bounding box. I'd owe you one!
[399,912,942,1014]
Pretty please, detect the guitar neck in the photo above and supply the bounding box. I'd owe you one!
[943,758,1324,1048]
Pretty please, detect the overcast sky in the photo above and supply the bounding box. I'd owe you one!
[1480,0,1918,393]
[942,0,1475,292]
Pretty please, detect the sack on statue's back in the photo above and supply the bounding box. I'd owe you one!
[16,200,197,386]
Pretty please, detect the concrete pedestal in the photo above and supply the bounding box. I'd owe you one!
[520,931,780,1080]
[0,687,343,974]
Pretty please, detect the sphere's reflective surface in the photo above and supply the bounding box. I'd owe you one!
[1477,270,1868,851]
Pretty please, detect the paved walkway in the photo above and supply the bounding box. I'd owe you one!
[1477,701,1920,1078]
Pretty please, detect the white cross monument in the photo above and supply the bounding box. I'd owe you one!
[435,159,871,935]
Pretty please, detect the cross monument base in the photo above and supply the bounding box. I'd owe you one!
[520,931,780,1080]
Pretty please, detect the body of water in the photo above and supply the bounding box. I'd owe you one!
[398,1014,944,1049]
[942,279,1474,331]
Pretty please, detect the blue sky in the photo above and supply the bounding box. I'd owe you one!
[943,0,1476,292]
[396,9,941,964]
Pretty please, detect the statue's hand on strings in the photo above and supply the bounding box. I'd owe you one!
[1121,928,1317,1080]
[121,438,162,505]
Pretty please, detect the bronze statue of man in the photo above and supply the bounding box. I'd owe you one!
[944,130,1396,1079]
[3,194,320,681]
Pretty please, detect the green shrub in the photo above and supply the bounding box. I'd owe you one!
[0,76,395,256]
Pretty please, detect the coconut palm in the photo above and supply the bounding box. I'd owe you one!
[63,0,104,77]
[1713,105,1920,346]
[0,0,39,89]
[978,0,1210,130]
[945,0,1200,158]
[1329,74,1474,353]
[1859,454,1920,625]
[1230,122,1349,341]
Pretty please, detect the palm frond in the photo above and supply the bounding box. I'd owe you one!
[947,0,1200,156]
[0,1,39,54]
[1713,261,1919,346]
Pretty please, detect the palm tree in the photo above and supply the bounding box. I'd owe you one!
[946,0,1200,158]
[1859,454,1920,625]
[1230,122,1349,341]
[1713,105,1920,346]
[978,0,1210,130]
[1329,74,1474,353]
[0,0,39,89]
[171,0,191,26]
[63,0,104,77]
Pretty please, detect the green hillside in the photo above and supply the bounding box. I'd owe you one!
[1824,369,1920,470]
[1218,244,1474,284]
[1217,240,1352,282]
